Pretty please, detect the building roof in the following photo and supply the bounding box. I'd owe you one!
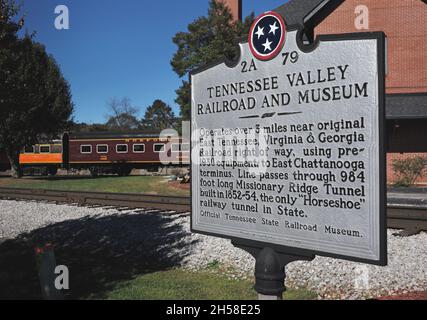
[66,131,176,140]
[274,0,344,30]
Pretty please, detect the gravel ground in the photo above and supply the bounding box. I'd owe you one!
[179,216,427,300]
[0,199,426,300]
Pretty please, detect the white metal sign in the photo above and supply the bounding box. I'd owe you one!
[191,27,386,265]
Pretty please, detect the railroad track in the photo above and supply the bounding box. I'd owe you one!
[0,187,426,235]
[387,205,427,236]
[0,187,191,213]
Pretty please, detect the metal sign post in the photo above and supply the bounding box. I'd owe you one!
[191,0,387,299]
[232,240,314,300]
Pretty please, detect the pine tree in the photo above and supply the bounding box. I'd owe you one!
[0,0,23,46]
[171,0,254,120]
[0,2,73,178]
[143,99,176,130]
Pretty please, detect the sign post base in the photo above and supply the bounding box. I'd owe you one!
[233,241,314,300]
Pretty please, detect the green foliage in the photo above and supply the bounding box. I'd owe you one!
[0,1,73,177]
[102,269,257,300]
[392,156,427,187]
[0,0,24,45]
[174,81,191,121]
[171,0,254,120]
[143,99,176,130]
[68,121,110,133]
[0,176,190,196]
[206,260,221,270]
[99,269,317,300]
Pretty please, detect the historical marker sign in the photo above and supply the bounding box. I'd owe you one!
[191,13,386,265]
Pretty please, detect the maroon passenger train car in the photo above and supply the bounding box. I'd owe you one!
[63,132,190,176]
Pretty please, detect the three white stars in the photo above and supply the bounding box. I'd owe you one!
[255,20,280,52]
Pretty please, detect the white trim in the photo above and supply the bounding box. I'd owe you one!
[96,144,109,154]
[24,146,35,154]
[153,143,165,153]
[133,144,145,153]
[80,145,92,154]
[116,144,128,154]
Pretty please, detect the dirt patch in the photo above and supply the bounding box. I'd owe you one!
[377,291,427,300]
[168,181,190,191]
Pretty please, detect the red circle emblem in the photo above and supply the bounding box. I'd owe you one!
[248,11,287,61]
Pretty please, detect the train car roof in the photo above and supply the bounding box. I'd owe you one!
[66,131,177,140]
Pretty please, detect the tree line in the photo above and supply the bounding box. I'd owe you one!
[70,97,179,133]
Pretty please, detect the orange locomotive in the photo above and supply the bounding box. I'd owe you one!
[19,142,63,175]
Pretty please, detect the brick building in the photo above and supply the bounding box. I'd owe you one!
[222,0,427,185]
[314,0,427,184]
[219,0,242,21]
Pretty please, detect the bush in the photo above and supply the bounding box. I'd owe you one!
[392,156,427,187]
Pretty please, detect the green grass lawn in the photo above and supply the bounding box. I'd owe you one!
[99,269,317,300]
[0,176,190,196]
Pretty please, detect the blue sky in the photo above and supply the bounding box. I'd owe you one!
[20,0,288,123]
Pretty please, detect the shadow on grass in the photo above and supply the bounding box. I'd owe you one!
[0,213,196,300]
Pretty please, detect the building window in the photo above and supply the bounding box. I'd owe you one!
[154,143,165,153]
[24,146,35,154]
[133,144,145,153]
[116,144,128,153]
[39,146,51,154]
[80,145,92,154]
[97,145,108,154]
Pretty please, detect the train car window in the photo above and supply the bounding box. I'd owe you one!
[39,146,51,153]
[52,145,62,153]
[81,145,92,154]
[154,144,165,153]
[172,143,190,152]
[171,144,180,152]
[116,144,128,153]
[96,145,108,154]
[24,146,35,153]
[181,143,190,152]
[133,144,145,153]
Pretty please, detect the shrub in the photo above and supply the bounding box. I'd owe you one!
[392,156,427,187]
